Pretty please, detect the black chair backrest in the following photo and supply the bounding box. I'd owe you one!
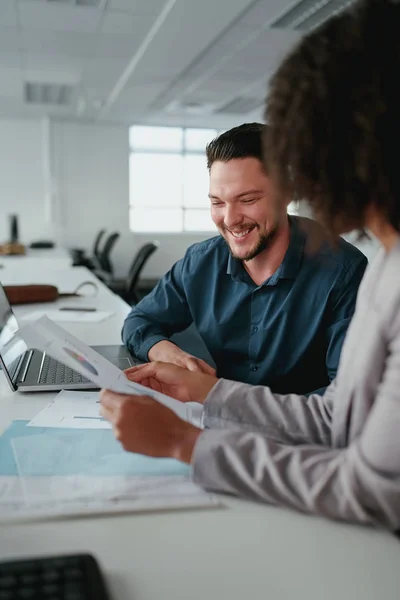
[99,232,120,274]
[126,242,159,302]
[93,229,106,260]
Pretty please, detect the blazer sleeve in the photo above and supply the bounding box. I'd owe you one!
[192,328,400,528]
[203,378,335,446]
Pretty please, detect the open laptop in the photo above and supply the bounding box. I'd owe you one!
[0,282,137,392]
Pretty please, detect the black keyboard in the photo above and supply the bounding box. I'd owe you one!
[39,355,90,385]
[0,553,110,599]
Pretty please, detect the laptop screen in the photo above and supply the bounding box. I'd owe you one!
[0,284,27,383]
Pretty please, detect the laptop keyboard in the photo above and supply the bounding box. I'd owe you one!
[39,355,90,385]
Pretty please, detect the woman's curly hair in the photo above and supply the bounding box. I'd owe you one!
[265,0,400,236]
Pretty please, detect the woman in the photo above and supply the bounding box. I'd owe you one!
[101,0,400,529]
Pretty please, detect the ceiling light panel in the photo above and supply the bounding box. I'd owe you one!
[271,0,355,31]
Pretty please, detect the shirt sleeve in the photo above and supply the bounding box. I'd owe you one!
[122,255,193,361]
[324,255,368,383]
[192,323,400,528]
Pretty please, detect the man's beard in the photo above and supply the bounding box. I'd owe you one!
[223,223,279,262]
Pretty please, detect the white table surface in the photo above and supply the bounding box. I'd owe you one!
[0,246,72,271]
[1,267,400,600]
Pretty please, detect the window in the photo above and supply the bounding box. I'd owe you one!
[129,126,217,233]
[129,125,299,233]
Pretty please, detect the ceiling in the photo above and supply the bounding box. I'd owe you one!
[0,0,306,128]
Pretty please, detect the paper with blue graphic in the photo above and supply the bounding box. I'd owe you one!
[0,420,190,477]
[0,421,220,522]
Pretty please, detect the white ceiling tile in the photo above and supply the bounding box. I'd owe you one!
[22,52,82,84]
[0,0,18,27]
[209,30,299,86]
[0,67,23,97]
[0,27,21,51]
[109,82,167,117]
[84,57,128,85]
[186,78,243,103]
[101,11,153,35]
[95,34,143,58]
[21,30,95,57]
[0,51,22,69]
[107,0,167,14]
[0,97,28,118]
[18,1,103,33]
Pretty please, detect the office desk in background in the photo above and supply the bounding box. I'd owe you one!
[0,265,400,600]
[0,246,72,271]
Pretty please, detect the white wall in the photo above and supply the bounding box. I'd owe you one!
[0,119,50,243]
[0,117,209,279]
[51,120,130,259]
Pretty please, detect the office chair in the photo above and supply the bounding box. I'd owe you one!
[70,228,106,270]
[93,229,106,264]
[108,241,159,304]
[98,232,120,275]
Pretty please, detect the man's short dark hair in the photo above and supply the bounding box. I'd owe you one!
[206,123,268,170]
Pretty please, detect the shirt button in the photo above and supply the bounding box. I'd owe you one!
[252,326,258,333]
[251,365,258,372]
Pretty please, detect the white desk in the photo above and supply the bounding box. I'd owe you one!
[0,246,72,271]
[1,267,400,600]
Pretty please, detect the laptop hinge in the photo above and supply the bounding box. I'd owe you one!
[18,350,34,383]
[36,351,46,383]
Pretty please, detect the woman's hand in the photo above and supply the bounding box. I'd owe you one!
[100,391,201,463]
[125,361,218,405]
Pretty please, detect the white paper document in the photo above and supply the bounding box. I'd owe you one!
[17,316,202,425]
[20,310,113,323]
[28,390,111,429]
[0,475,221,523]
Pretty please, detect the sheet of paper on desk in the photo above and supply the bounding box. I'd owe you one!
[0,421,221,522]
[0,421,191,478]
[0,475,221,523]
[20,310,113,323]
[27,390,111,429]
[17,316,200,425]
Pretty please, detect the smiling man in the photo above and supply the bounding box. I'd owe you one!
[122,123,367,395]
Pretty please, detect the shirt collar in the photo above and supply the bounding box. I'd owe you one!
[226,216,305,285]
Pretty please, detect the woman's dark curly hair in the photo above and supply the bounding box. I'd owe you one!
[265,0,400,236]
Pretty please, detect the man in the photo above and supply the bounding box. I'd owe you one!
[123,123,367,395]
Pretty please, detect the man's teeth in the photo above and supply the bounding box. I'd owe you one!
[231,229,252,238]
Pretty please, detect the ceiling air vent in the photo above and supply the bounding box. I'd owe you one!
[37,0,101,7]
[24,82,73,106]
[270,0,355,33]
[216,96,262,115]
[166,100,216,115]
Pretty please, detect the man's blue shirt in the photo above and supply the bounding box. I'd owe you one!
[122,217,367,395]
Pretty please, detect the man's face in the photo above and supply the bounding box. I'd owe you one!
[209,158,288,261]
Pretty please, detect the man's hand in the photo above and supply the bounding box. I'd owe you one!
[100,391,201,463]
[125,362,218,405]
[148,340,216,375]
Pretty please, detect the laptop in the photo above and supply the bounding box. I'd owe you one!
[0,282,137,392]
